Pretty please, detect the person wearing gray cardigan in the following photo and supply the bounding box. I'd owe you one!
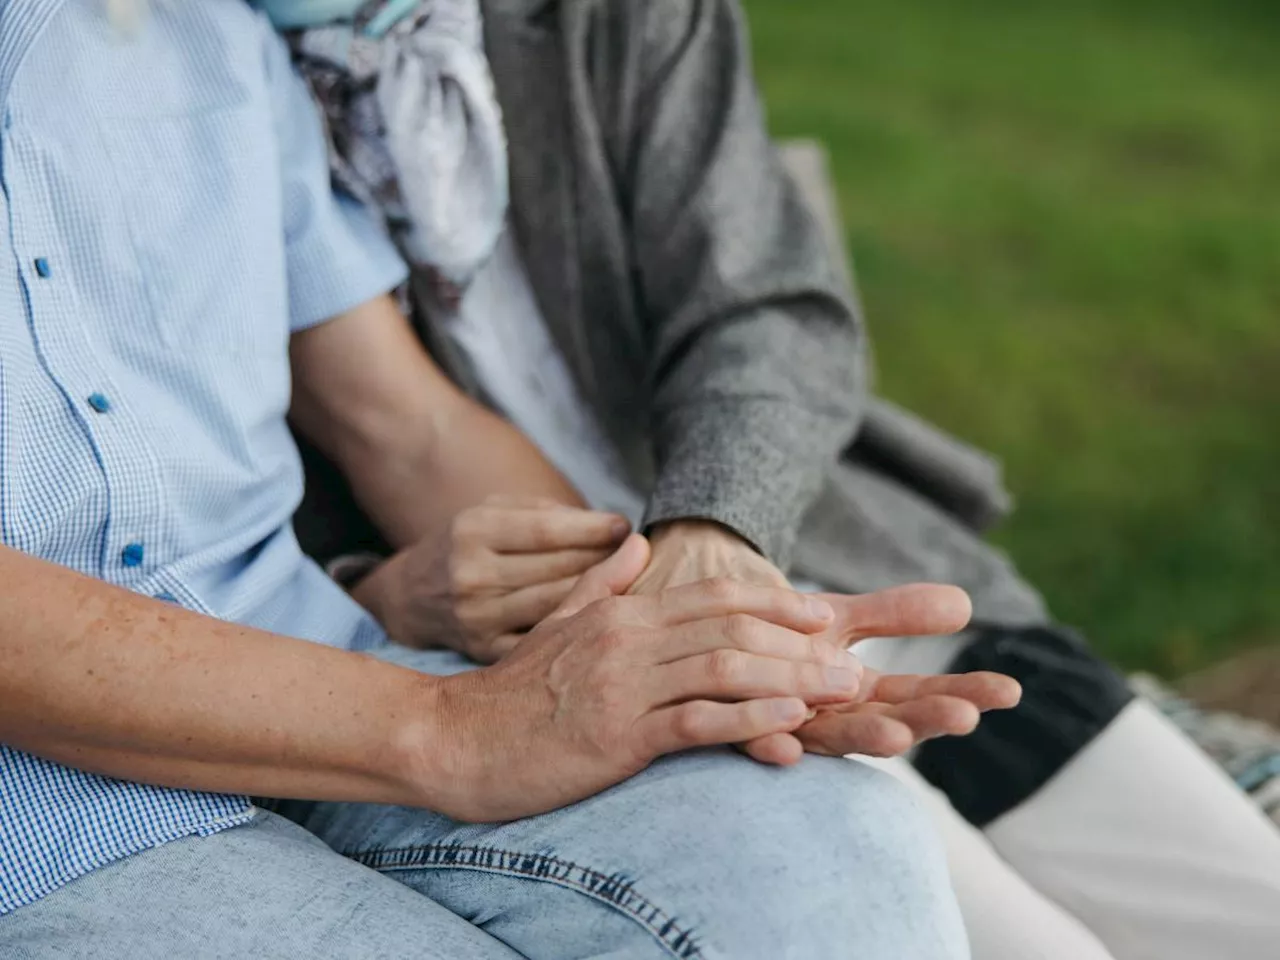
[290,1,1280,956]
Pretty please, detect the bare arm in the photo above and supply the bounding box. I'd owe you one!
[0,545,443,806]
[288,293,633,650]
[288,293,582,550]
[5,533,927,823]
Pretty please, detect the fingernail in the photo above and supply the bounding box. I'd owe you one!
[773,700,806,722]
[824,666,859,691]
[610,517,631,538]
[807,598,834,620]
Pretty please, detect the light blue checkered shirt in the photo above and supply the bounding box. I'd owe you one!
[0,0,408,915]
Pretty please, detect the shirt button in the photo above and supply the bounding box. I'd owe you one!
[154,591,179,604]
[121,543,145,568]
[87,393,112,414]
[34,258,51,278]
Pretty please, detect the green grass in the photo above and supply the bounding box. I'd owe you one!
[742,0,1280,675]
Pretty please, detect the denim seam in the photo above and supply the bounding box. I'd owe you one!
[344,842,705,959]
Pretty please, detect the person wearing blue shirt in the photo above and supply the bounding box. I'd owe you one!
[0,2,1022,956]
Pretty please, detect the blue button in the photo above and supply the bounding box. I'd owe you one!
[154,591,179,604]
[121,543,144,567]
[34,258,51,278]
[87,393,112,414]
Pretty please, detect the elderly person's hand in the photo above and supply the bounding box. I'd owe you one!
[361,507,1020,762]
[628,519,792,593]
[627,520,1022,763]
[357,495,630,663]
[745,586,1021,764]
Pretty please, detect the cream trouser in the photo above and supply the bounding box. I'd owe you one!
[855,636,1280,960]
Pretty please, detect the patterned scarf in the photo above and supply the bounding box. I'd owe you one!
[282,0,509,304]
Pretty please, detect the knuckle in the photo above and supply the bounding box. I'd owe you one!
[527,514,556,542]
[809,635,836,663]
[450,509,485,543]
[453,597,484,627]
[725,613,759,649]
[705,577,739,604]
[673,702,713,742]
[447,556,484,593]
[706,648,746,685]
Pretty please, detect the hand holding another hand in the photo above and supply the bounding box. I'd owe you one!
[361,496,631,663]
[627,520,1021,764]
[421,534,854,822]
[415,533,1019,823]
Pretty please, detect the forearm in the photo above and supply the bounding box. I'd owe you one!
[290,294,581,550]
[645,327,864,567]
[610,0,865,566]
[346,397,582,549]
[0,546,444,807]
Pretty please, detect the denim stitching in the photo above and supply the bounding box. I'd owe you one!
[345,843,705,959]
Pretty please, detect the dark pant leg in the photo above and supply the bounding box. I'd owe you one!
[913,624,1134,826]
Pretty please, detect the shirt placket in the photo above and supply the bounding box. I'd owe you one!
[1,118,169,587]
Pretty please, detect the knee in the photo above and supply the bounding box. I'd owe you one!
[703,751,951,890]
[635,750,969,958]
[414,750,967,959]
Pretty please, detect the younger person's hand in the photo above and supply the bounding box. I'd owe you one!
[425,535,856,821]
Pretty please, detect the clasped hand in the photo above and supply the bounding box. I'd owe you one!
[367,502,1020,821]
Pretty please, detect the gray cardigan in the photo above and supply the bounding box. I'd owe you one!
[295,0,1048,628]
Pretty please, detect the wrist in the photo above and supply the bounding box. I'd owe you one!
[382,670,459,809]
[351,553,413,646]
[648,519,755,552]
[393,670,492,820]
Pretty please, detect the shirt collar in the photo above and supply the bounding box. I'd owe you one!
[0,0,67,112]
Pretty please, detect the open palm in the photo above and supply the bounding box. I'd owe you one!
[742,587,1022,765]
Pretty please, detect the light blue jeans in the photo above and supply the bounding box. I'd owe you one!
[1,648,968,959]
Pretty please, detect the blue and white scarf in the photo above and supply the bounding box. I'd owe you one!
[263,0,509,303]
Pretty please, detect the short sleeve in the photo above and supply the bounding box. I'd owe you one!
[260,22,407,332]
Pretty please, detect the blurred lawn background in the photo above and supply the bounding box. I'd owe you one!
[741,0,1280,676]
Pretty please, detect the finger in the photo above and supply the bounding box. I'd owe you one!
[815,584,973,647]
[639,697,808,758]
[486,508,631,552]
[467,576,579,636]
[742,732,804,766]
[544,535,651,622]
[650,651,862,708]
[871,696,982,739]
[797,711,918,758]
[798,695,986,757]
[649,615,855,668]
[859,669,1021,711]
[638,578,836,634]
[491,547,614,590]
[472,632,524,664]
[482,494,567,509]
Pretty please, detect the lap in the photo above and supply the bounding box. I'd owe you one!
[0,811,518,960]
[284,644,968,960]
